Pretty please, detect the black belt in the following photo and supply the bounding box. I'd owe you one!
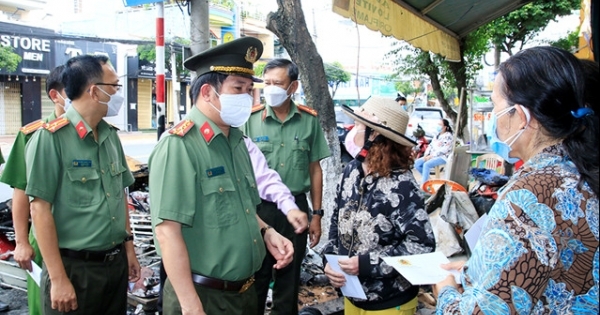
[59,244,123,262]
[191,273,254,293]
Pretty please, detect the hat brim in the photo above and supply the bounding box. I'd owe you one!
[342,105,417,147]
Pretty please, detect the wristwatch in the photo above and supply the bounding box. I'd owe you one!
[124,234,134,242]
[260,225,273,237]
[312,209,324,216]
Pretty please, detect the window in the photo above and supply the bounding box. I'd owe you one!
[73,0,83,13]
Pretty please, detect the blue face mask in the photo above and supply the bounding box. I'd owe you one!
[486,105,529,164]
[436,125,443,133]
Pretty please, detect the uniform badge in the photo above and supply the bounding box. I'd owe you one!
[73,160,92,167]
[200,121,215,142]
[45,117,70,133]
[245,46,259,63]
[76,121,88,139]
[206,166,225,178]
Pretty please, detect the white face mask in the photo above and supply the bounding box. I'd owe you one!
[56,93,70,111]
[210,87,253,127]
[98,87,124,117]
[264,84,292,107]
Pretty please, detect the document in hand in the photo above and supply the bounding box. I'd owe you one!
[382,251,461,285]
[325,255,367,299]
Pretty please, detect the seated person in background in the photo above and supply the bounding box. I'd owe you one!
[414,118,453,184]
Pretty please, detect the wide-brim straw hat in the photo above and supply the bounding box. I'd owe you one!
[342,97,416,147]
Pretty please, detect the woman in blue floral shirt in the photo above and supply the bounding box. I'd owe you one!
[324,97,435,315]
[434,47,599,314]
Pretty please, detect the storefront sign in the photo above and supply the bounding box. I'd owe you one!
[0,34,53,75]
[54,40,118,69]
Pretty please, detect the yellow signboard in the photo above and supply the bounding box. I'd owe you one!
[332,0,461,61]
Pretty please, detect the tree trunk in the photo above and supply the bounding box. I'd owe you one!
[268,0,340,244]
[446,40,469,141]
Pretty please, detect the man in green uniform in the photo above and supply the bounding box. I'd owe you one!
[0,65,67,315]
[25,55,140,315]
[149,37,294,315]
[243,58,331,315]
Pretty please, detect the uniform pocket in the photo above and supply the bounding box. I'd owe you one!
[109,162,127,199]
[66,168,102,206]
[199,176,239,227]
[292,140,310,170]
[256,142,273,154]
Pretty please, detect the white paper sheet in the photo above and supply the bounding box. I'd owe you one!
[324,255,367,299]
[465,214,488,251]
[382,251,461,285]
[27,261,42,287]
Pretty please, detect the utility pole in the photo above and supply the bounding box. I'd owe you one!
[190,0,210,57]
[171,42,181,125]
[156,2,165,140]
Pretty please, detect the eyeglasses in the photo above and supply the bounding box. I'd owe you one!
[95,83,122,91]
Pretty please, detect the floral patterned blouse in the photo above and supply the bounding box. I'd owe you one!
[437,144,599,314]
[324,159,435,310]
[425,131,454,160]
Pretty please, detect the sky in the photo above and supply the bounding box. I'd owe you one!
[35,0,581,74]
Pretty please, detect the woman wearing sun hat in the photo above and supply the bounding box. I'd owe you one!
[323,97,436,314]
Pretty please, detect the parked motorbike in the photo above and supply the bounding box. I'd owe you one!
[412,125,429,159]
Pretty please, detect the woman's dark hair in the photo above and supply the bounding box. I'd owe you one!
[498,46,599,195]
[367,137,413,176]
[442,119,453,134]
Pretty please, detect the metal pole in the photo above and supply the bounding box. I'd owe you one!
[171,43,180,124]
[156,1,165,140]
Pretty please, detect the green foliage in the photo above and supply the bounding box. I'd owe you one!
[394,80,420,97]
[254,62,266,77]
[137,37,191,80]
[0,46,22,73]
[549,26,580,52]
[324,61,351,98]
[483,0,580,55]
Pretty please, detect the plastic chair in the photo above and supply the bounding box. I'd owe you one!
[475,153,505,175]
[422,179,467,195]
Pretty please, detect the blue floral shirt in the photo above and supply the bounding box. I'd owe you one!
[324,159,435,309]
[437,144,599,314]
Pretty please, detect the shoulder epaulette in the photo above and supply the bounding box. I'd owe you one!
[20,120,45,135]
[297,104,318,116]
[109,123,120,131]
[168,120,194,137]
[251,104,265,114]
[44,117,70,133]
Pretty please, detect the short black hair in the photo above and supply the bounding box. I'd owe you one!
[189,72,228,105]
[395,95,406,102]
[46,65,65,100]
[263,58,299,81]
[63,55,109,100]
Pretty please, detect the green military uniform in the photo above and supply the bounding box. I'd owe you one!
[0,113,56,315]
[25,107,134,315]
[243,100,330,315]
[0,148,4,166]
[150,106,265,314]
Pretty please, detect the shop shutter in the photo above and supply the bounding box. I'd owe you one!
[137,79,152,130]
[0,82,22,135]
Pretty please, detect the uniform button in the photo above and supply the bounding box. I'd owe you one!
[112,217,115,220]
[280,163,284,167]
[237,178,241,183]
[101,170,105,174]
[219,187,224,193]
[106,193,110,197]
[112,241,115,245]
[280,143,284,147]
[254,239,257,243]
[81,177,86,183]
[246,209,250,214]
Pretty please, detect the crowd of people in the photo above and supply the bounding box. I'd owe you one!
[0,35,597,315]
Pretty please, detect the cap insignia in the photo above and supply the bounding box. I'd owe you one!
[245,46,258,63]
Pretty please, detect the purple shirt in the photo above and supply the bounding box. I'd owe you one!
[244,137,298,215]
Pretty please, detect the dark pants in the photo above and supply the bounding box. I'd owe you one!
[162,278,257,315]
[41,249,128,315]
[255,194,309,315]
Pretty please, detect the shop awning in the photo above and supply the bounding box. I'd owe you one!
[332,0,534,62]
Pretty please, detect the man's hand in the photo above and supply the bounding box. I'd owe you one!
[309,218,322,248]
[13,242,35,271]
[263,229,294,269]
[125,246,141,282]
[50,276,78,312]
[286,209,308,234]
[324,263,346,288]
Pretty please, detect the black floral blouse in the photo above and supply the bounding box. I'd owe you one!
[324,159,436,310]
